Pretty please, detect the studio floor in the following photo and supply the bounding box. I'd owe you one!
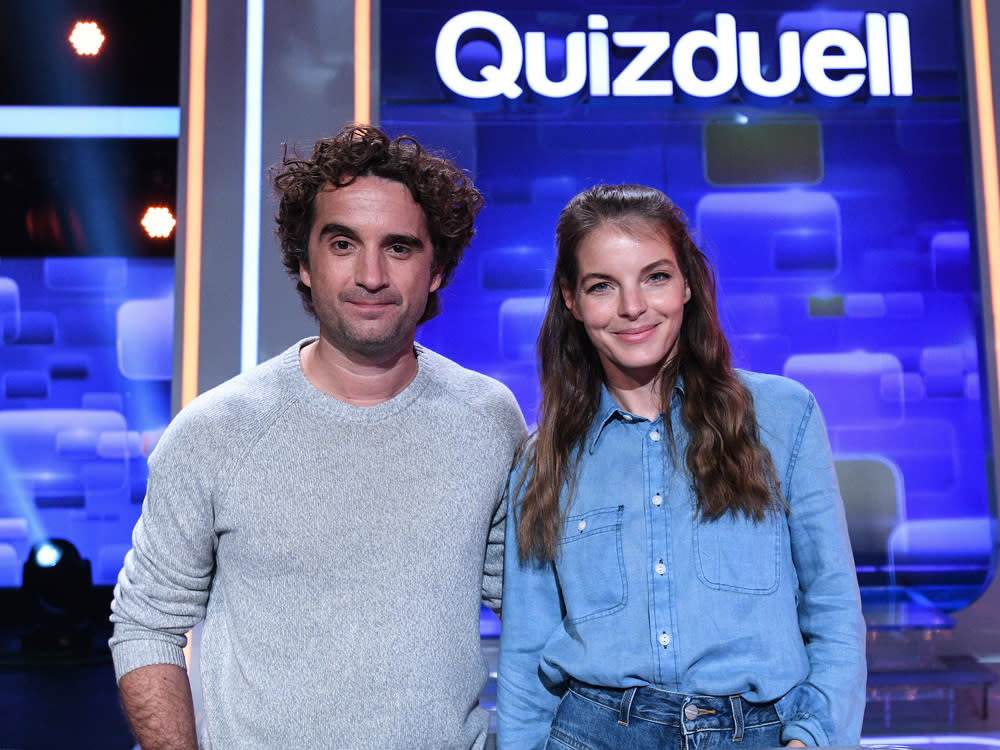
[860,681,1000,750]
[0,657,133,749]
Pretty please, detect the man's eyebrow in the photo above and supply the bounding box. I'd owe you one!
[317,223,360,241]
[384,233,427,249]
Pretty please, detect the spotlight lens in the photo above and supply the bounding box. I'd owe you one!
[35,542,63,568]
[141,206,176,239]
[69,21,106,56]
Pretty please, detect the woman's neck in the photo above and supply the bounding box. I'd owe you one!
[606,378,663,421]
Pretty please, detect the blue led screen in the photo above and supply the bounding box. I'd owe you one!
[0,257,173,587]
[381,0,994,612]
[0,136,176,589]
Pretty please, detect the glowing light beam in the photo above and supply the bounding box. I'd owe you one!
[241,0,265,372]
[355,0,371,123]
[181,0,208,407]
[0,106,180,138]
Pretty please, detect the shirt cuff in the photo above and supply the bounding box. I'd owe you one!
[780,716,824,747]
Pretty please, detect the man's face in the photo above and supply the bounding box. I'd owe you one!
[300,176,441,363]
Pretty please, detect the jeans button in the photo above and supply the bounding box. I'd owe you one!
[684,703,699,721]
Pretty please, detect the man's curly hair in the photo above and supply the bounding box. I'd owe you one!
[271,123,484,323]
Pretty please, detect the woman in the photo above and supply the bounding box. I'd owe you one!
[497,184,865,749]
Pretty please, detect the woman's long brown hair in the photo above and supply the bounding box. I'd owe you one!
[517,185,781,561]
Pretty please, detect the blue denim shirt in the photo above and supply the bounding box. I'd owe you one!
[497,371,866,749]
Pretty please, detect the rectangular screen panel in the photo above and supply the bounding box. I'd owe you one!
[704,117,823,185]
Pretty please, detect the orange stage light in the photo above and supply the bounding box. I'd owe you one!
[141,206,176,239]
[69,21,105,56]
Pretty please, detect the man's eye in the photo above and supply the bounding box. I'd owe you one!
[333,239,351,251]
[388,244,412,255]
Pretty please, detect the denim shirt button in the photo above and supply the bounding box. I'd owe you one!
[651,494,663,506]
[649,430,661,442]
[658,632,671,647]
[655,562,666,575]
[577,520,586,532]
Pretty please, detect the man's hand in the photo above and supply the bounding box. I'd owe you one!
[119,663,198,750]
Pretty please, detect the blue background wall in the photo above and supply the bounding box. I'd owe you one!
[381,0,994,611]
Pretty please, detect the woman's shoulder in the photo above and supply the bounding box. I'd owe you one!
[735,369,816,423]
[737,368,812,400]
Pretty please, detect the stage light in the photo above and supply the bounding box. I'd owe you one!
[33,541,63,568]
[69,21,106,56]
[21,538,94,651]
[141,206,176,238]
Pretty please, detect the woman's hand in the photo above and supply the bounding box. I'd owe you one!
[785,741,807,747]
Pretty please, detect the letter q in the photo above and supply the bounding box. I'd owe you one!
[436,11,524,99]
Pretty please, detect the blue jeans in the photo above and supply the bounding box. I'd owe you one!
[545,682,785,750]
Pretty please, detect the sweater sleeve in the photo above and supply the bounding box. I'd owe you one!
[482,489,507,615]
[481,387,528,616]
[108,414,218,682]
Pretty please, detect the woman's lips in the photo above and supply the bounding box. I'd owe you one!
[613,323,658,342]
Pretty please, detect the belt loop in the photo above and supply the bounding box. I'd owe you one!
[618,687,638,726]
[729,696,745,742]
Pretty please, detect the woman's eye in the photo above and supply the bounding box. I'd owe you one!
[586,281,611,293]
[648,272,670,283]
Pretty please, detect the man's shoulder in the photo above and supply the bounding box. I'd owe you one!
[162,342,304,441]
[416,346,526,426]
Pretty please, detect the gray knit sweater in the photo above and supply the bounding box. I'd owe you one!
[110,340,527,748]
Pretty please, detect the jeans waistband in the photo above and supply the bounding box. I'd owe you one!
[567,680,781,737]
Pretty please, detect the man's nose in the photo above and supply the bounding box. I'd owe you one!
[355,248,388,291]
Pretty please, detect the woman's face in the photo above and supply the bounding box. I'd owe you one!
[561,221,690,391]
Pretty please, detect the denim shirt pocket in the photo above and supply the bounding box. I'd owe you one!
[556,505,627,624]
[693,510,781,594]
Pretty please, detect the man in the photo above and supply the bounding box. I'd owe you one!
[110,124,527,749]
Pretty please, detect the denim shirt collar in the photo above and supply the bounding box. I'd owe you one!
[588,380,685,454]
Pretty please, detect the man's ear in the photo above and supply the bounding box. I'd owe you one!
[429,266,443,294]
[299,258,312,289]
